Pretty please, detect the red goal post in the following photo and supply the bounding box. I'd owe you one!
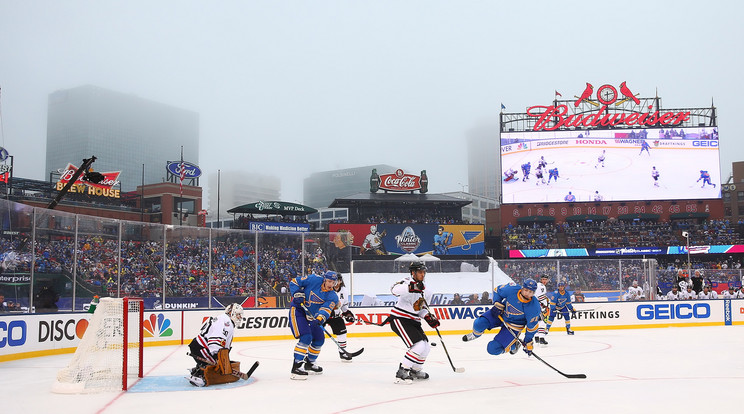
[53,297,144,393]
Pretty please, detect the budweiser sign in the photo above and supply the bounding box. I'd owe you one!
[527,82,691,131]
[57,163,121,189]
[378,169,421,192]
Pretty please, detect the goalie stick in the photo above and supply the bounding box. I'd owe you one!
[299,303,364,358]
[188,353,260,380]
[420,295,465,373]
[498,315,586,379]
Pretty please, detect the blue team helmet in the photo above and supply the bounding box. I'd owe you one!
[522,278,538,291]
[558,281,566,288]
[323,271,339,282]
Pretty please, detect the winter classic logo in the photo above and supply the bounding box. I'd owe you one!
[395,226,421,253]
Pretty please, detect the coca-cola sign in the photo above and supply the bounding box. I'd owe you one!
[378,169,421,192]
[526,82,691,131]
[57,163,121,189]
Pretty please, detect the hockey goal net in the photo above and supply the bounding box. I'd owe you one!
[53,297,144,393]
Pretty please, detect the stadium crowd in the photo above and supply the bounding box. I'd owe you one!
[503,219,744,251]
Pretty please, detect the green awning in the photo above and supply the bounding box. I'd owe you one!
[565,214,608,222]
[670,212,710,219]
[227,201,318,215]
[516,215,556,224]
[617,213,660,220]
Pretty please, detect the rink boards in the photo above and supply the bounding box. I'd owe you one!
[2,299,743,361]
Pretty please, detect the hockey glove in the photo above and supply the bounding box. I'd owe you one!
[424,313,440,328]
[523,341,534,356]
[489,301,505,318]
[309,317,321,328]
[291,292,305,306]
[342,310,355,323]
[408,280,425,293]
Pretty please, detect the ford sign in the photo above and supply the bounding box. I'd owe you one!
[167,161,202,179]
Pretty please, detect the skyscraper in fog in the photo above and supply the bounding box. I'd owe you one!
[303,164,398,209]
[46,85,199,192]
[207,170,281,224]
[467,124,500,201]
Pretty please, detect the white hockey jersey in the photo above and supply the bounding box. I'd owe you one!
[680,289,697,300]
[332,285,351,318]
[626,286,644,301]
[535,282,549,310]
[697,290,718,299]
[195,313,234,355]
[390,276,433,321]
[665,290,683,300]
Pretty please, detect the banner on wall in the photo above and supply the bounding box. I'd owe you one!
[329,223,485,255]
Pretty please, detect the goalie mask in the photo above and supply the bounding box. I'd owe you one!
[225,303,244,325]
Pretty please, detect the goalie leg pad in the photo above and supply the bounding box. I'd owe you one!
[204,362,241,386]
[216,348,232,375]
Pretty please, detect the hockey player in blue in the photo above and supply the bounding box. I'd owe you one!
[433,225,453,255]
[546,282,575,335]
[547,167,559,184]
[521,162,531,181]
[461,279,542,357]
[639,140,651,155]
[697,170,716,188]
[288,270,339,379]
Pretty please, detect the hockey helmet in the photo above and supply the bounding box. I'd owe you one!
[323,270,339,282]
[225,303,244,325]
[522,278,538,291]
[558,281,566,288]
[409,261,427,273]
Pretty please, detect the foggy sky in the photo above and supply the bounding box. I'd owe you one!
[1,1,742,208]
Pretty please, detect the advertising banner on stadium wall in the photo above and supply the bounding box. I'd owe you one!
[0,311,183,361]
[509,244,744,258]
[328,223,485,256]
[4,300,742,361]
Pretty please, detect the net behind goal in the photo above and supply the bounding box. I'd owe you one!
[52,297,144,393]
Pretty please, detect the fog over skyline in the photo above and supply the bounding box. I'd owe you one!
[1,1,742,208]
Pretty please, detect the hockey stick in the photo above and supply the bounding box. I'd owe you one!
[299,303,364,358]
[420,295,465,373]
[497,315,586,379]
[187,353,259,380]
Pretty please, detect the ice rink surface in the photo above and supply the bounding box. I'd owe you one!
[3,325,743,413]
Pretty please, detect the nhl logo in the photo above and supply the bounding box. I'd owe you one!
[395,226,421,253]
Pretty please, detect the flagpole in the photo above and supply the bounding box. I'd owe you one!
[179,146,184,226]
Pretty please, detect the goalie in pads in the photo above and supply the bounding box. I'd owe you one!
[187,303,243,387]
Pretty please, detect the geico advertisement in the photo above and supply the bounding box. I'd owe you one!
[0,312,182,358]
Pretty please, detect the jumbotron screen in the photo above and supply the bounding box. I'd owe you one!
[500,127,720,204]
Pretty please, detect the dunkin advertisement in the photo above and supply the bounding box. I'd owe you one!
[329,223,484,256]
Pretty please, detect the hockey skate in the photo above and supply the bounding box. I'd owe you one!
[462,332,478,342]
[339,351,352,362]
[566,328,575,335]
[304,358,323,375]
[536,336,548,345]
[410,368,429,380]
[187,374,205,387]
[290,360,308,380]
[509,341,521,355]
[394,363,414,384]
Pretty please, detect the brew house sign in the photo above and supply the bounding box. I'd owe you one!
[526,82,692,131]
